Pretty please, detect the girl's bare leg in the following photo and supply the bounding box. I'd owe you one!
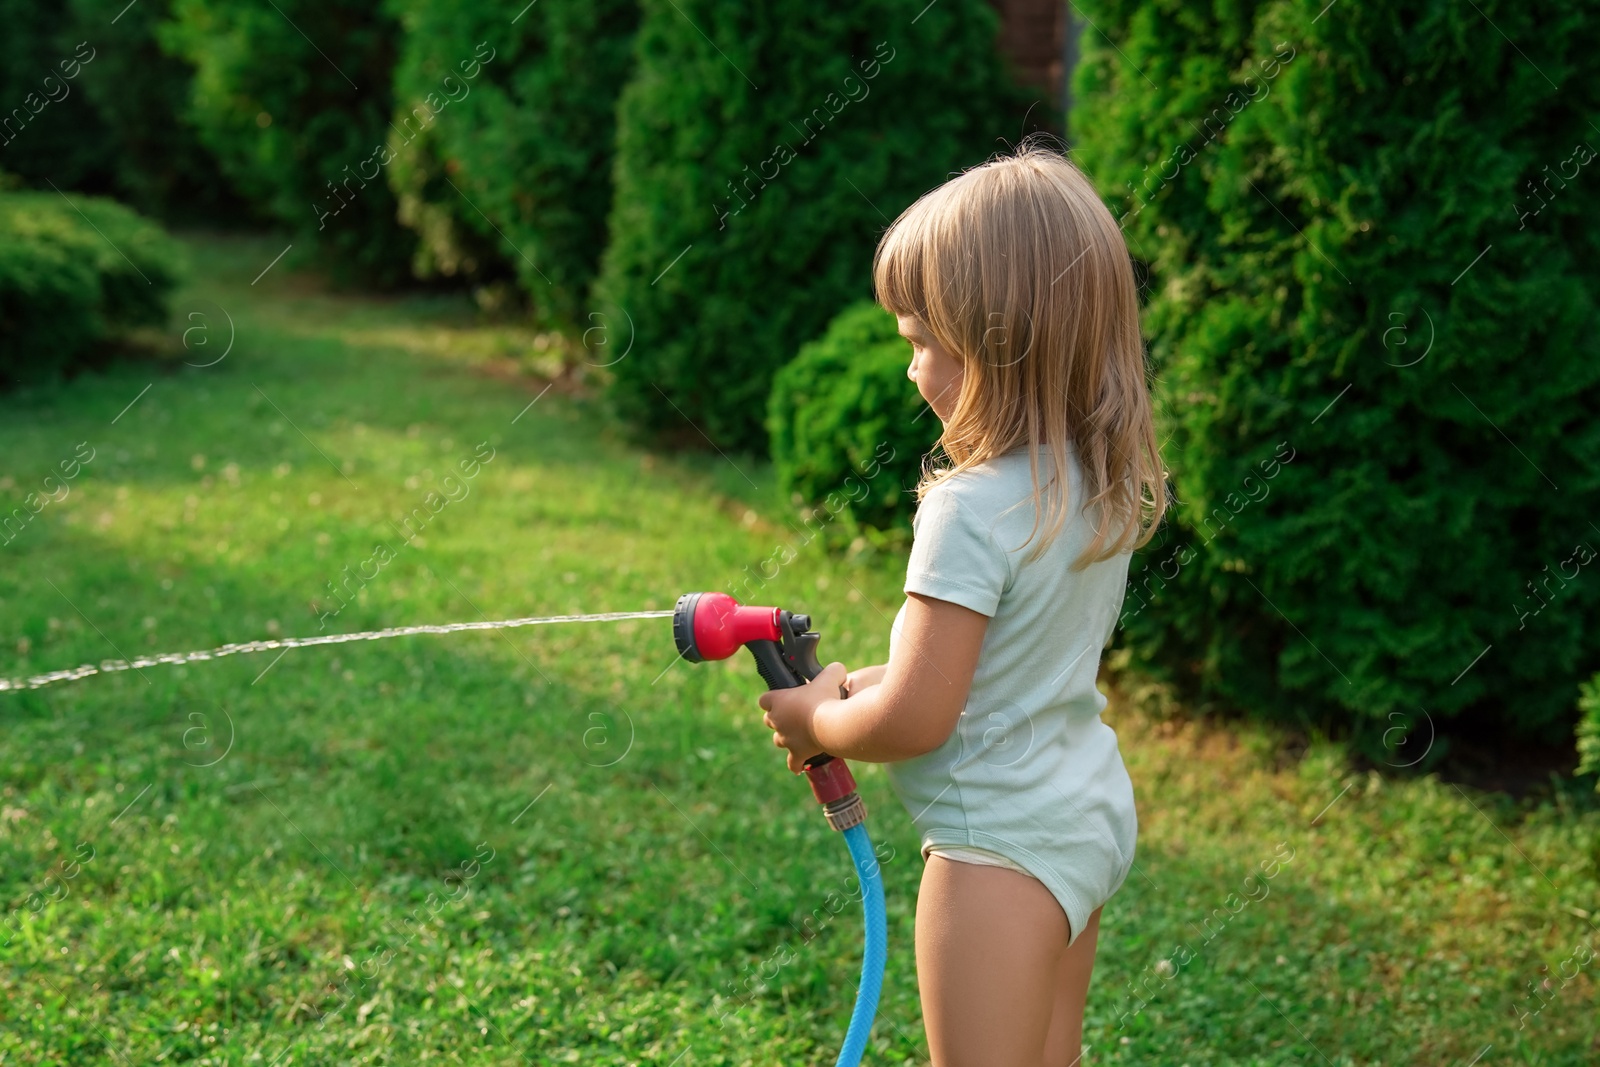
[1042,906,1102,1067]
[915,855,1084,1067]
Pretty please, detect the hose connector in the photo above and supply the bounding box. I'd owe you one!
[805,755,866,832]
[822,792,867,832]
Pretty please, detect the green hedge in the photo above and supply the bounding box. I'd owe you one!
[768,301,928,532]
[166,0,415,284]
[388,0,639,323]
[0,191,184,385]
[598,0,1043,452]
[1071,0,1600,745]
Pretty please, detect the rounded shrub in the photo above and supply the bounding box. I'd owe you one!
[0,191,184,386]
[387,0,639,323]
[768,301,928,532]
[166,0,415,284]
[1070,0,1600,744]
[598,0,1044,452]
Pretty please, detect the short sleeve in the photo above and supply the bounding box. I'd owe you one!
[904,481,1011,617]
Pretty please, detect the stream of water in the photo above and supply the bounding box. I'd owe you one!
[0,610,675,693]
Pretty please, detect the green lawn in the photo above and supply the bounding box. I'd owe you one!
[1,234,1596,1065]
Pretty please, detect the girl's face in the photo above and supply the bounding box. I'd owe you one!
[897,315,964,421]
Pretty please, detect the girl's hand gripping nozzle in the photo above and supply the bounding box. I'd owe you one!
[674,593,886,1067]
[672,592,866,832]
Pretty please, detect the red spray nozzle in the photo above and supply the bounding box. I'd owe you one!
[672,591,783,662]
[674,592,863,830]
[672,592,821,690]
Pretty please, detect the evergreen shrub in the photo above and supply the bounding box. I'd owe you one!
[167,0,415,284]
[598,0,1043,451]
[388,0,639,323]
[0,191,184,385]
[767,301,928,532]
[1070,0,1600,744]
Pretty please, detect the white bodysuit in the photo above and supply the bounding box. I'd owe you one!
[883,443,1138,946]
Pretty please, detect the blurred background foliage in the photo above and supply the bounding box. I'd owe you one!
[0,190,187,384]
[164,0,419,284]
[0,0,1596,768]
[767,301,928,536]
[1068,0,1600,755]
[597,0,1045,450]
[388,0,639,323]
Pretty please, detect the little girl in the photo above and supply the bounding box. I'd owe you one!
[759,144,1166,1066]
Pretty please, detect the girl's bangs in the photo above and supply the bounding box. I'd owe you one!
[872,204,931,321]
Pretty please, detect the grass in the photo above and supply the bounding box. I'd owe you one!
[1,233,1597,1065]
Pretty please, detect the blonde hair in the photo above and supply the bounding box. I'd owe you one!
[873,142,1167,570]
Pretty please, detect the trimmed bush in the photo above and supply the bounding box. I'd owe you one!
[0,191,184,385]
[387,0,639,323]
[768,301,928,531]
[599,0,1044,452]
[1070,1,1600,744]
[166,0,415,284]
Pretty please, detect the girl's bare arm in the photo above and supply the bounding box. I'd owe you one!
[757,593,987,769]
[845,663,888,694]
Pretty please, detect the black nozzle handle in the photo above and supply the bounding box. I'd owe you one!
[748,639,805,691]
[750,618,837,770]
[746,612,825,691]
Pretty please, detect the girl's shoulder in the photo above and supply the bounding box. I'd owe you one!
[915,463,1014,528]
[917,444,1098,565]
[925,445,1075,510]
[912,457,1036,563]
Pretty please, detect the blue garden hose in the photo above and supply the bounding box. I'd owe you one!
[836,821,887,1067]
[668,592,888,1063]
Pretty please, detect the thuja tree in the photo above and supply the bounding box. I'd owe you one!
[1072,0,1600,748]
[166,0,415,284]
[387,0,639,324]
[67,0,244,223]
[598,0,1043,451]
[0,0,243,223]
